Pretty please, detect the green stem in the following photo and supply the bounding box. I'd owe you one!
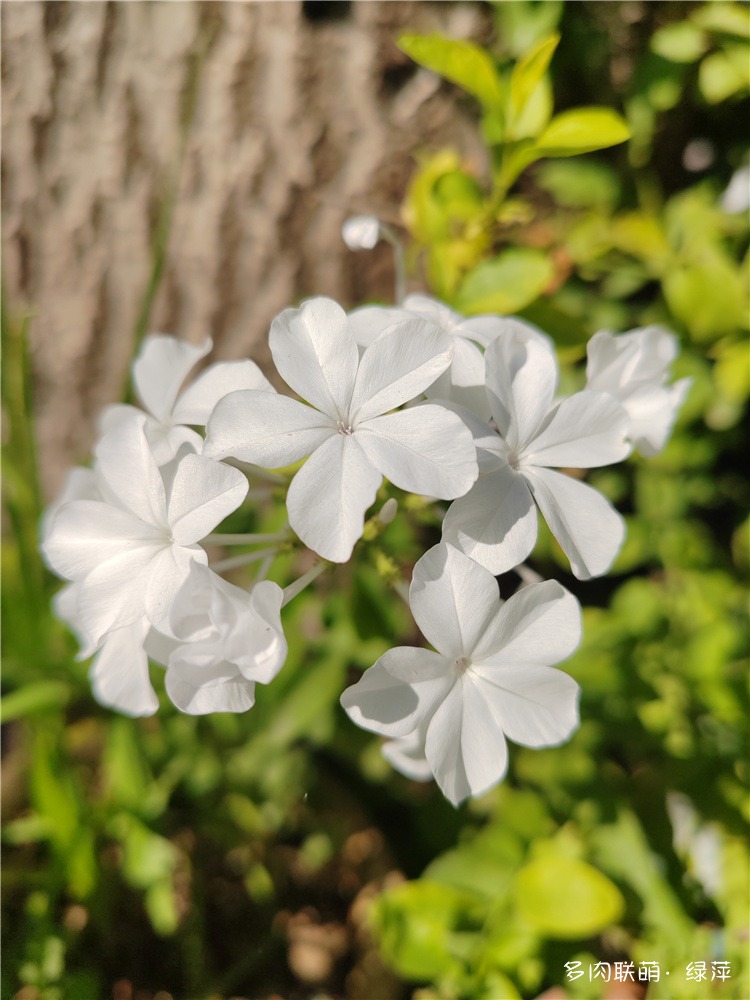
[210,547,278,573]
[203,530,288,546]
[281,561,327,607]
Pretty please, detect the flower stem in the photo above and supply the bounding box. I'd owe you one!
[254,551,276,583]
[204,530,288,546]
[281,561,327,608]
[211,547,279,573]
[380,223,407,305]
[393,580,410,606]
[515,563,544,589]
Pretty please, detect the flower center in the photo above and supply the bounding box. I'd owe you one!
[507,450,521,471]
[454,655,471,674]
[336,420,354,436]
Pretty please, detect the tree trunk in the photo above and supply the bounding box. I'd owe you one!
[2,0,489,495]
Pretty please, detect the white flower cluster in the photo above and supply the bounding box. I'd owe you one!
[41,271,689,805]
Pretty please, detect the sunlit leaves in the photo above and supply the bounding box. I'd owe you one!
[397,33,504,111]
[455,249,554,315]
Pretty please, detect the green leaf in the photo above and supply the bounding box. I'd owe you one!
[515,856,625,939]
[0,681,71,722]
[455,248,553,314]
[715,340,750,403]
[507,34,559,138]
[403,149,463,244]
[102,718,155,815]
[593,810,693,951]
[692,3,750,39]
[30,730,80,851]
[111,813,178,890]
[698,45,750,103]
[536,158,620,210]
[144,879,180,937]
[372,880,485,980]
[398,33,504,110]
[663,261,747,340]
[650,22,708,63]
[535,107,631,156]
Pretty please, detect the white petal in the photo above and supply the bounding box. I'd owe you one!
[624,378,691,457]
[472,664,580,748]
[133,334,211,423]
[470,315,554,350]
[146,423,204,466]
[77,545,163,644]
[342,215,381,250]
[471,580,581,665]
[145,545,206,637]
[168,562,217,641]
[356,406,477,499]
[485,331,558,452]
[89,618,159,717]
[234,581,287,684]
[424,377,494,424]
[347,305,412,348]
[286,433,381,562]
[98,402,143,439]
[340,650,453,738]
[165,653,256,715]
[449,336,486,387]
[167,453,248,544]
[143,626,179,666]
[269,297,358,418]
[427,400,504,470]
[172,359,274,426]
[425,679,509,806]
[42,500,162,580]
[95,413,168,527]
[587,326,677,390]
[53,582,97,659]
[522,390,630,469]
[41,466,100,542]
[382,727,433,781]
[349,320,454,422]
[524,467,626,579]
[586,329,642,390]
[401,294,463,332]
[409,543,501,660]
[441,467,537,575]
[203,389,335,465]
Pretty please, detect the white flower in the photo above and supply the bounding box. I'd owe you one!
[101,333,273,464]
[349,295,550,419]
[165,563,286,715]
[342,215,382,250]
[41,412,248,646]
[382,722,433,782]
[586,326,691,456]
[442,327,631,579]
[204,297,478,562]
[341,543,581,806]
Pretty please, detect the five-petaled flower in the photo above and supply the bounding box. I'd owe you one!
[341,543,582,806]
[442,325,631,579]
[204,297,479,562]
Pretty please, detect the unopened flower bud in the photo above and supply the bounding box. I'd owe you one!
[377,497,398,526]
[342,215,381,251]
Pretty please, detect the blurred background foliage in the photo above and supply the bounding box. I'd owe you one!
[2,2,748,999]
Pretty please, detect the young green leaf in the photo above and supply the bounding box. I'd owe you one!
[514,856,625,939]
[398,33,504,111]
[507,34,559,138]
[455,248,553,314]
[535,107,631,156]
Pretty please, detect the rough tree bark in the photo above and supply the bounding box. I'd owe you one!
[2,0,490,496]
